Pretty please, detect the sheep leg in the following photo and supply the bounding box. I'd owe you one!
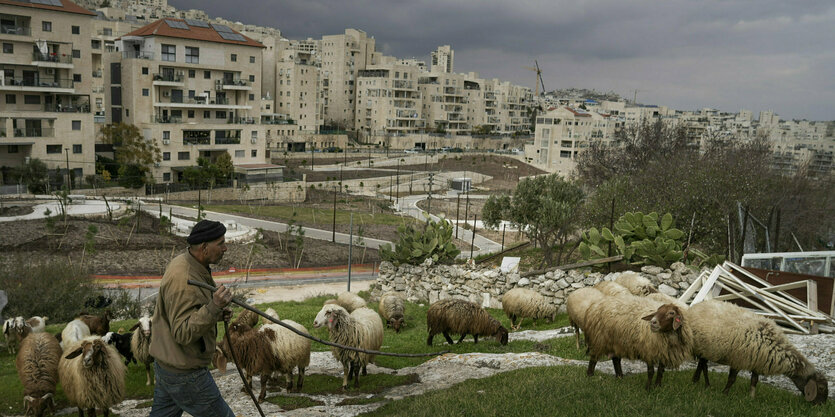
[456,333,466,344]
[749,372,759,398]
[427,332,435,346]
[510,315,518,330]
[442,331,455,345]
[693,357,710,387]
[297,366,305,391]
[586,359,597,377]
[77,408,85,417]
[353,364,361,388]
[103,409,110,417]
[342,363,350,390]
[612,357,623,378]
[145,363,153,385]
[654,364,665,387]
[473,334,479,344]
[362,364,367,376]
[645,364,656,391]
[572,322,580,350]
[257,373,268,402]
[722,368,739,394]
[285,369,294,391]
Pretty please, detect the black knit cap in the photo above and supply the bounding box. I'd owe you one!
[187,220,226,245]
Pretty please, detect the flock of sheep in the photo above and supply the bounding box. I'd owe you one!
[566,272,829,404]
[4,275,829,416]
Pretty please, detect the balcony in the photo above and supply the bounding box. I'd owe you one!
[32,52,73,66]
[0,77,74,92]
[230,116,256,124]
[217,79,252,91]
[44,103,90,113]
[393,80,414,90]
[153,72,184,85]
[92,69,102,78]
[14,128,54,138]
[152,115,183,124]
[214,131,241,145]
[122,51,154,60]
[1,25,31,36]
[0,127,5,137]
[155,97,251,110]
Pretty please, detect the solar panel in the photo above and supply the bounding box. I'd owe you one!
[219,32,246,42]
[31,0,64,6]
[185,19,209,28]
[164,19,189,30]
[211,23,233,33]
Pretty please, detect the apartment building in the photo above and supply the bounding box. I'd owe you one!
[92,8,142,124]
[418,70,469,134]
[321,28,376,129]
[526,106,618,176]
[0,0,97,186]
[355,57,423,139]
[112,18,267,183]
[492,80,533,134]
[275,38,321,135]
[430,45,453,74]
[462,74,500,133]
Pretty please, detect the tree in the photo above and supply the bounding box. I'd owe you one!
[98,123,161,188]
[483,174,585,267]
[214,151,234,184]
[16,158,49,193]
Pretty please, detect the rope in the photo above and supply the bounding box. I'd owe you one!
[189,280,449,358]
[222,319,266,417]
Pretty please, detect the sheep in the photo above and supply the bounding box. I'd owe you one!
[324,292,368,312]
[259,319,311,392]
[646,292,687,308]
[61,319,91,351]
[16,332,62,417]
[688,299,829,403]
[59,336,126,417]
[594,280,631,297]
[4,317,31,354]
[584,295,693,390]
[26,316,48,334]
[501,288,557,330]
[614,271,658,296]
[102,332,135,366]
[234,309,260,328]
[313,305,383,389]
[565,287,604,349]
[221,321,282,402]
[129,315,153,386]
[426,298,508,346]
[77,310,110,336]
[378,292,406,333]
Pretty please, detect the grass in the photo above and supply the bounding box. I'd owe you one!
[361,366,835,417]
[205,204,416,228]
[264,395,324,410]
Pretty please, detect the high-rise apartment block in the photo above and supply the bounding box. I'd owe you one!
[430,45,453,73]
[321,29,376,130]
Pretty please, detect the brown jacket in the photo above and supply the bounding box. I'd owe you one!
[150,251,223,371]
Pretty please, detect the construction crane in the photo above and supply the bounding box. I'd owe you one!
[523,60,546,97]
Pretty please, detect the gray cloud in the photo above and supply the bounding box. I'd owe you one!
[170,0,835,120]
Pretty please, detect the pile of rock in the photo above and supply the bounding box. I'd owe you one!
[373,260,703,311]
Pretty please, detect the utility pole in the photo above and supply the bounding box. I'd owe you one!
[470,214,477,259]
[427,173,434,219]
[332,185,337,242]
[347,213,353,292]
[64,147,71,191]
[455,192,461,240]
[396,159,402,206]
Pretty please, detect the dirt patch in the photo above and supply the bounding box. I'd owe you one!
[0,203,36,217]
[400,154,545,192]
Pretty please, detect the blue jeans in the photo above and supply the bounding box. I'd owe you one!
[149,362,235,417]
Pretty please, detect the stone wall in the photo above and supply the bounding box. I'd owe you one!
[372,260,702,311]
[164,181,307,203]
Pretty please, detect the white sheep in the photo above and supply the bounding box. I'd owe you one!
[4,317,30,354]
[565,287,604,350]
[26,316,48,333]
[614,271,658,296]
[378,292,406,333]
[16,332,62,417]
[259,318,311,392]
[129,315,154,386]
[501,288,557,330]
[59,336,126,417]
[584,295,693,390]
[60,319,91,351]
[325,292,368,312]
[313,304,383,389]
[689,299,829,403]
[593,280,631,297]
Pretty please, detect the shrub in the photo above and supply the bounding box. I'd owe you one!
[380,216,460,265]
[578,212,685,267]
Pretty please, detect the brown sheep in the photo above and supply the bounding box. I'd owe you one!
[77,310,110,336]
[378,292,406,333]
[221,321,280,402]
[16,332,62,417]
[426,299,508,346]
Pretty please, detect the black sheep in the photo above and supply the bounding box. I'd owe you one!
[103,332,136,366]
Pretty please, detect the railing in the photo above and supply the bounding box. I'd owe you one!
[94,115,106,123]
[32,52,73,64]
[393,80,414,89]
[154,73,183,82]
[122,51,154,60]
[13,128,54,137]
[183,137,210,145]
[220,79,250,87]
[97,29,114,36]
[215,136,241,145]
[1,25,31,36]
[1,77,74,88]
[92,86,105,93]
[152,116,183,124]
[44,103,90,113]
[230,117,256,124]
[92,70,102,78]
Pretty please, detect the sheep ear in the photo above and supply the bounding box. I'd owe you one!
[64,348,83,360]
[641,313,654,321]
[804,379,817,401]
[129,323,140,331]
[672,315,682,330]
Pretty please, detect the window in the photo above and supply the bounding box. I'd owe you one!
[251,131,257,140]
[102,28,112,36]
[161,44,175,62]
[46,144,61,154]
[215,111,227,119]
[72,49,80,58]
[178,151,190,160]
[142,67,149,75]
[5,94,15,104]
[188,110,194,118]
[249,75,255,82]
[163,172,171,182]
[231,54,237,62]
[162,152,170,161]
[2,43,12,54]
[251,150,257,157]
[142,88,149,96]
[8,145,18,153]
[42,21,52,32]
[73,74,81,82]
[72,144,82,154]
[72,120,81,130]
[72,26,80,35]
[188,69,195,78]
[203,111,211,118]
[249,56,255,63]
[185,46,199,63]
[235,150,244,158]
[203,70,210,79]
[248,93,254,101]
[163,131,170,140]
[24,95,40,105]
[188,90,195,98]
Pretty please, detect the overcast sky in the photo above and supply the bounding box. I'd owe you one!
[169,0,835,121]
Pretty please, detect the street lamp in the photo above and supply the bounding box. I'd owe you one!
[64,147,71,191]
